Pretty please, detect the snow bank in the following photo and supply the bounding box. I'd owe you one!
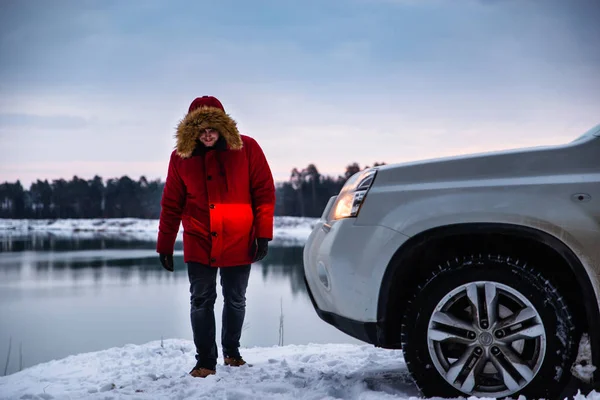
[0,217,318,246]
[0,340,418,400]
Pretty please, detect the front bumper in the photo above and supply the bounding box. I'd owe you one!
[303,275,381,344]
[303,216,410,334]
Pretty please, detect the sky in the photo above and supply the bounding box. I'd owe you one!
[1,0,599,187]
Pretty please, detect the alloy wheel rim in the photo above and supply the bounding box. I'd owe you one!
[426,281,546,397]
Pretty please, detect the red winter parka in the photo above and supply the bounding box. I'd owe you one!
[156,105,275,267]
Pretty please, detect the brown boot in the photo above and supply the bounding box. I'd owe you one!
[224,356,247,367]
[189,367,216,378]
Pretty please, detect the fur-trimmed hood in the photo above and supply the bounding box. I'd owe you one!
[175,106,243,158]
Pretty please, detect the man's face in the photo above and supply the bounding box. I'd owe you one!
[199,128,220,147]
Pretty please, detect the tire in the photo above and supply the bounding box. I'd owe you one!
[401,254,577,399]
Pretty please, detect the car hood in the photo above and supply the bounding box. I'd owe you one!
[373,126,600,187]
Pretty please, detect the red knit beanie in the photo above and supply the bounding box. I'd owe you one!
[188,96,225,114]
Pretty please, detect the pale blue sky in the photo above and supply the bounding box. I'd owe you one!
[1,0,599,186]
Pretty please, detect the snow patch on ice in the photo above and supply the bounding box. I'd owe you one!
[0,217,318,246]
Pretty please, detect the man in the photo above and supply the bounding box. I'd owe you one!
[157,96,275,378]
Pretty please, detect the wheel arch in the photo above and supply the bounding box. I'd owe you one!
[377,222,600,381]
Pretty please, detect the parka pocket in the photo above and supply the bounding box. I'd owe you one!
[182,215,210,239]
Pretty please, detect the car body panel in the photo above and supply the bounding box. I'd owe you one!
[303,218,409,322]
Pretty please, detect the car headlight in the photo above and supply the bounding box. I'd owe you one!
[331,168,377,220]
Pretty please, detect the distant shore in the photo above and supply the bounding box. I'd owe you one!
[0,217,318,246]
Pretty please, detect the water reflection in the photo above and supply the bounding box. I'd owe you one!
[0,234,183,253]
[261,246,308,296]
[0,235,308,296]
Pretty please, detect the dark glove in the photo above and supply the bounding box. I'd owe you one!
[159,253,174,272]
[251,238,269,262]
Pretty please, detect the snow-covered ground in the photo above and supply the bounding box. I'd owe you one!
[0,340,418,400]
[0,339,597,400]
[0,217,317,246]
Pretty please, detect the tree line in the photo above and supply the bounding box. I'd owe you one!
[0,162,385,219]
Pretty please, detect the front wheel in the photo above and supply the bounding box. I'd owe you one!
[401,254,577,399]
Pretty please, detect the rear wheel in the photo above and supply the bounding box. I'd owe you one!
[401,254,577,399]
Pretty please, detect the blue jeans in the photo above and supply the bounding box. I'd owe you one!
[187,262,251,370]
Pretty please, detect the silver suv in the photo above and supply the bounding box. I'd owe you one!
[303,124,600,399]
